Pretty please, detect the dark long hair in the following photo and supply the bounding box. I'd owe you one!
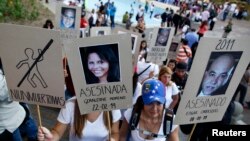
[83,45,120,84]
[139,40,147,52]
[74,100,113,138]
[43,19,54,29]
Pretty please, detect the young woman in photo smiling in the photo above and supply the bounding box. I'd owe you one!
[81,45,120,84]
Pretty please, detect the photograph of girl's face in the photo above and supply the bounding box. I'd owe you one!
[87,52,109,79]
[80,43,120,84]
[61,7,76,29]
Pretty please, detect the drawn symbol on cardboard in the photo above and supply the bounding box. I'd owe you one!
[16,39,53,88]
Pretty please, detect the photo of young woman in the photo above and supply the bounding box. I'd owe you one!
[79,44,120,84]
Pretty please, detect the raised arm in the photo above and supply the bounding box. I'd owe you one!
[169,94,179,110]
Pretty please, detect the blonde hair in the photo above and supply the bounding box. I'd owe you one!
[158,66,173,86]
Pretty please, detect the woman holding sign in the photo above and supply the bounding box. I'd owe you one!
[120,79,179,141]
[37,97,121,141]
[81,44,120,84]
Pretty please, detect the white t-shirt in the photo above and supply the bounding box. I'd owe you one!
[124,108,178,141]
[132,82,142,105]
[57,97,121,141]
[201,10,210,21]
[181,25,190,39]
[165,83,179,108]
[137,61,159,84]
[0,72,25,134]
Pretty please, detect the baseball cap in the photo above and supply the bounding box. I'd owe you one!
[142,79,166,105]
[176,62,188,70]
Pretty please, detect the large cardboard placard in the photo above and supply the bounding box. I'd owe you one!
[90,27,111,37]
[0,24,65,108]
[146,27,174,62]
[64,34,133,114]
[174,37,250,125]
[115,27,142,68]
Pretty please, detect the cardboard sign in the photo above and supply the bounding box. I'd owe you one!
[145,28,154,45]
[174,37,250,124]
[204,31,223,38]
[115,27,142,68]
[90,27,111,37]
[146,27,174,63]
[167,41,179,60]
[60,29,80,40]
[0,24,65,108]
[64,34,133,114]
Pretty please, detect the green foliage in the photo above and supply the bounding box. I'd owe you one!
[0,0,39,22]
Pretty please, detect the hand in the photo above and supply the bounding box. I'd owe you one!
[37,127,53,141]
[64,69,68,77]
[149,71,154,78]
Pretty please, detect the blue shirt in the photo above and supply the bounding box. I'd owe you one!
[109,5,116,16]
[185,32,199,48]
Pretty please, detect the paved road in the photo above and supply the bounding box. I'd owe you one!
[29,1,250,141]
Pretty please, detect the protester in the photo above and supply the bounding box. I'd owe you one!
[176,39,192,64]
[120,79,179,141]
[167,59,177,72]
[222,18,233,38]
[232,63,250,106]
[171,62,189,114]
[38,97,121,141]
[88,9,97,28]
[0,66,26,140]
[149,3,155,19]
[197,20,208,40]
[138,40,148,61]
[80,14,88,28]
[0,59,38,141]
[172,11,182,35]
[134,18,146,34]
[185,28,199,49]
[122,11,129,24]
[137,52,159,84]
[222,2,231,21]
[161,8,169,27]
[43,19,54,29]
[158,66,179,110]
[109,2,117,28]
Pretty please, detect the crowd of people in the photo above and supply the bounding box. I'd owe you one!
[1,0,250,141]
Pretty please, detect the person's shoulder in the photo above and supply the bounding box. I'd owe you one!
[65,96,76,107]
